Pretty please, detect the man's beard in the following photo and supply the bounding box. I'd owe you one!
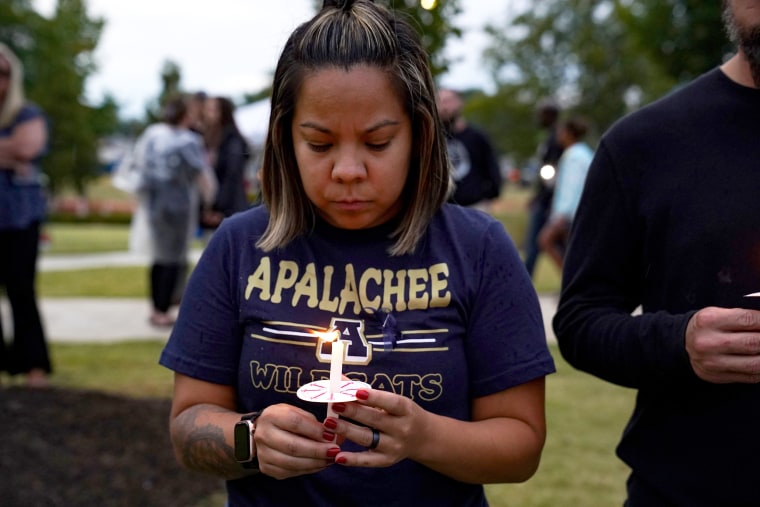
[723,2,760,87]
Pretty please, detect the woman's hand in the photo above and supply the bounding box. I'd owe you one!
[322,388,430,468]
[322,381,547,484]
[254,403,344,479]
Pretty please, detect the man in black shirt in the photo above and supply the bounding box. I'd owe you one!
[437,89,502,211]
[554,2,760,505]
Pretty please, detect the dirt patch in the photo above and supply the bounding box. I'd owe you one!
[0,386,225,507]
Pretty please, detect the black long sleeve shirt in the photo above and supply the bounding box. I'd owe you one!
[554,68,760,506]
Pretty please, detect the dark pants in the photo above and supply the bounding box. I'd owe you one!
[150,263,182,313]
[524,201,550,277]
[0,222,51,375]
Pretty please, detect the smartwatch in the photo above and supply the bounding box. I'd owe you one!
[234,411,262,469]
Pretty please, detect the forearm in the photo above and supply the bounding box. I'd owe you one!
[555,291,695,388]
[170,403,255,480]
[0,118,47,163]
[413,414,544,484]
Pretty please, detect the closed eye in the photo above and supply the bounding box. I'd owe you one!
[367,141,390,151]
[309,143,331,153]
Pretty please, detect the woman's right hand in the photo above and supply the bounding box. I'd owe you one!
[254,403,342,479]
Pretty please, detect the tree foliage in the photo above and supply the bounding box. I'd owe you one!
[475,0,728,166]
[311,0,462,77]
[1,0,117,195]
[379,0,462,77]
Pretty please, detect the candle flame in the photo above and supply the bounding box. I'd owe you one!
[312,327,340,343]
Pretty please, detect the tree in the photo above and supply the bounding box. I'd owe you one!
[309,0,462,77]
[477,0,728,167]
[617,1,727,83]
[142,60,184,125]
[381,0,462,77]
[1,0,115,194]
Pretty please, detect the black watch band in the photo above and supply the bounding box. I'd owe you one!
[234,411,263,469]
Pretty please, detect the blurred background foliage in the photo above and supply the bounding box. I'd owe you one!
[1,0,727,196]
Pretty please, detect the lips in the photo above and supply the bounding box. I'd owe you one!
[333,200,369,211]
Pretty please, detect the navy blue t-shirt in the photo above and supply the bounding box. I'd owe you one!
[160,203,555,507]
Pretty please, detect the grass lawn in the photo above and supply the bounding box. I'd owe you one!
[43,340,634,506]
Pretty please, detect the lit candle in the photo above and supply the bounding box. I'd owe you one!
[329,338,345,400]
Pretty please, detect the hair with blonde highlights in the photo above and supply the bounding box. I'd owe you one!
[0,43,27,129]
[257,0,451,255]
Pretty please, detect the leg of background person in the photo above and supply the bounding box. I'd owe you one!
[171,262,188,306]
[0,230,9,376]
[4,222,51,385]
[524,203,548,277]
[150,263,179,326]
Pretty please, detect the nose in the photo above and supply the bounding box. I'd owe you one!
[331,147,367,183]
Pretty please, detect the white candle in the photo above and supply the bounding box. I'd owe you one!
[329,339,345,400]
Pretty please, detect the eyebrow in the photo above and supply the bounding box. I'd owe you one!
[297,119,400,135]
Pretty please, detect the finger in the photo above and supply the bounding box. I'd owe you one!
[267,405,328,442]
[694,332,760,355]
[700,354,760,379]
[256,433,342,477]
[692,367,760,385]
[696,307,760,333]
[258,447,335,479]
[691,353,760,383]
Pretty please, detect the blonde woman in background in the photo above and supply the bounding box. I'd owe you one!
[0,42,51,388]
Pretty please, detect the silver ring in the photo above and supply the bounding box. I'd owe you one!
[368,428,380,449]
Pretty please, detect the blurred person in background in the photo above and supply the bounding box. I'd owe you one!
[131,93,217,327]
[537,116,593,270]
[201,96,250,230]
[523,99,563,278]
[436,88,502,212]
[554,1,760,505]
[0,42,51,388]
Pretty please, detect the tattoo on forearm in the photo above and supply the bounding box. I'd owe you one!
[174,405,239,477]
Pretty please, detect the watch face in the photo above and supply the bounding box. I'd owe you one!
[234,421,254,462]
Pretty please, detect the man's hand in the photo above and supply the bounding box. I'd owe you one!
[685,307,760,384]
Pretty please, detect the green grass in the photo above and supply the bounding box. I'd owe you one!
[48,340,174,398]
[39,266,149,298]
[485,351,634,506]
[32,341,634,506]
[44,223,131,254]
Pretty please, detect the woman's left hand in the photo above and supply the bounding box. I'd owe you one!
[323,388,429,467]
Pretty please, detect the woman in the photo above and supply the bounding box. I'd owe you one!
[159,2,555,505]
[0,42,51,388]
[131,94,216,327]
[201,96,250,229]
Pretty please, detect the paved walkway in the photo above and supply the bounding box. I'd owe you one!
[12,251,559,344]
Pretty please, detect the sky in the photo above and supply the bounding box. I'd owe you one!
[33,1,523,119]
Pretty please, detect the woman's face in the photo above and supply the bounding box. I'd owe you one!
[203,98,220,126]
[291,65,412,230]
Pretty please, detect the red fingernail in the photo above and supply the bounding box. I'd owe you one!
[323,431,335,441]
[356,389,369,400]
[326,447,341,458]
[336,456,347,465]
[332,403,347,413]
[324,418,338,430]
